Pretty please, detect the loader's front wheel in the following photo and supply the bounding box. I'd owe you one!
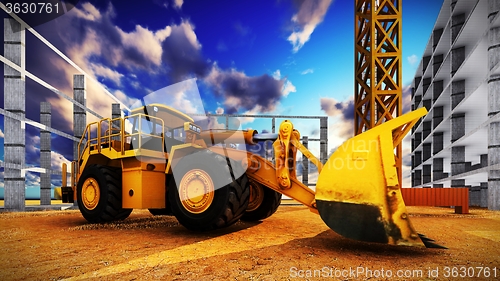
[77,165,132,223]
[169,151,250,231]
[241,180,282,221]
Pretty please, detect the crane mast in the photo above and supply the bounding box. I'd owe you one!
[354,0,403,184]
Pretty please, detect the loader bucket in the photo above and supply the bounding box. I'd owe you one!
[315,108,428,247]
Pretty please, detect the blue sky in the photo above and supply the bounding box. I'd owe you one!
[0,0,443,189]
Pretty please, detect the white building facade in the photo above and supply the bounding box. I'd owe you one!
[411,0,500,210]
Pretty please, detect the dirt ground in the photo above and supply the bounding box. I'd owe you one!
[0,205,499,281]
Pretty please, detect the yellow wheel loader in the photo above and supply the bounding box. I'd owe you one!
[62,103,442,248]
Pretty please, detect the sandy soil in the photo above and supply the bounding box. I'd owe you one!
[0,205,499,281]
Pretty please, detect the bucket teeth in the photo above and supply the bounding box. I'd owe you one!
[418,233,447,249]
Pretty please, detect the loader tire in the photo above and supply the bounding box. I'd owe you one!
[241,180,282,221]
[168,150,250,231]
[77,164,132,223]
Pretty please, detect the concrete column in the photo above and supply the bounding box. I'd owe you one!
[40,102,51,205]
[423,56,431,74]
[423,77,431,95]
[422,164,431,184]
[73,75,86,162]
[433,132,443,155]
[433,54,443,76]
[112,103,121,141]
[413,169,422,186]
[271,118,275,133]
[451,80,465,109]
[451,179,466,188]
[302,136,308,186]
[423,143,431,162]
[451,146,466,176]
[451,0,457,12]
[481,182,489,208]
[489,0,500,22]
[423,121,432,140]
[415,151,422,167]
[433,106,444,129]
[433,158,447,181]
[488,109,500,210]
[451,47,465,77]
[451,113,465,142]
[320,117,328,164]
[451,13,465,43]
[433,28,443,51]
[490,27,500,70]
[3,18,26,211]
[433,81,444,102]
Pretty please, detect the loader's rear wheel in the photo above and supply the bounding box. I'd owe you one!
[241,180,282,221]
[77,165,132,223]
[168,151,250,231]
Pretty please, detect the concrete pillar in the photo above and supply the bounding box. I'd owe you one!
[423,143,431,162]
[451,179,466,188]
[488,22,500,210]
[451,0,457,12]
[302,136,308,186]
[433,158,447,181]
[451,113,465,142]
[423,56,431,74]
[451,146,466,176]
[320,117,328,164]
[489,0,500,22]
[423,77,431,95]
[488,114,500,210]
[413,169,422,186]
[415,151,422,167]
[40,102,51,205]
[433,54,443,76]
[451,80,465,109]
[73,75,86,162]
[451,46,465,77]
[433,132,444,155]
[271,118,275,133]
[433,106,443,129]
[433,28,443,51]
[433,81,443,102]
[481,182,489,208]
[422,164,431,184]
[414,132,421,147]
[451,13,465,44]
[423,121,432,140]
[112,103,121,141]
[489,28,500,71]
[3,18,26,211]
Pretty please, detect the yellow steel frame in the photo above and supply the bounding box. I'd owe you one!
[355,0,403,183]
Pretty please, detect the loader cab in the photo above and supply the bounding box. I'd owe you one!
[128,104,194,152]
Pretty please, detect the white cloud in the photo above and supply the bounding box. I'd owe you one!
[51,151,72,172]
[282,80,296,97]
[301,69,314,75]
[91,63,124,86]
[215,107,224,114]
[272,69,281,80]
[287,0,333,52]
[173,0,183,9]
[407,54,419,66]
[118,24,165,66]
[73,2,102,21]
[272,69,296,97]
[0,128,4,138]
